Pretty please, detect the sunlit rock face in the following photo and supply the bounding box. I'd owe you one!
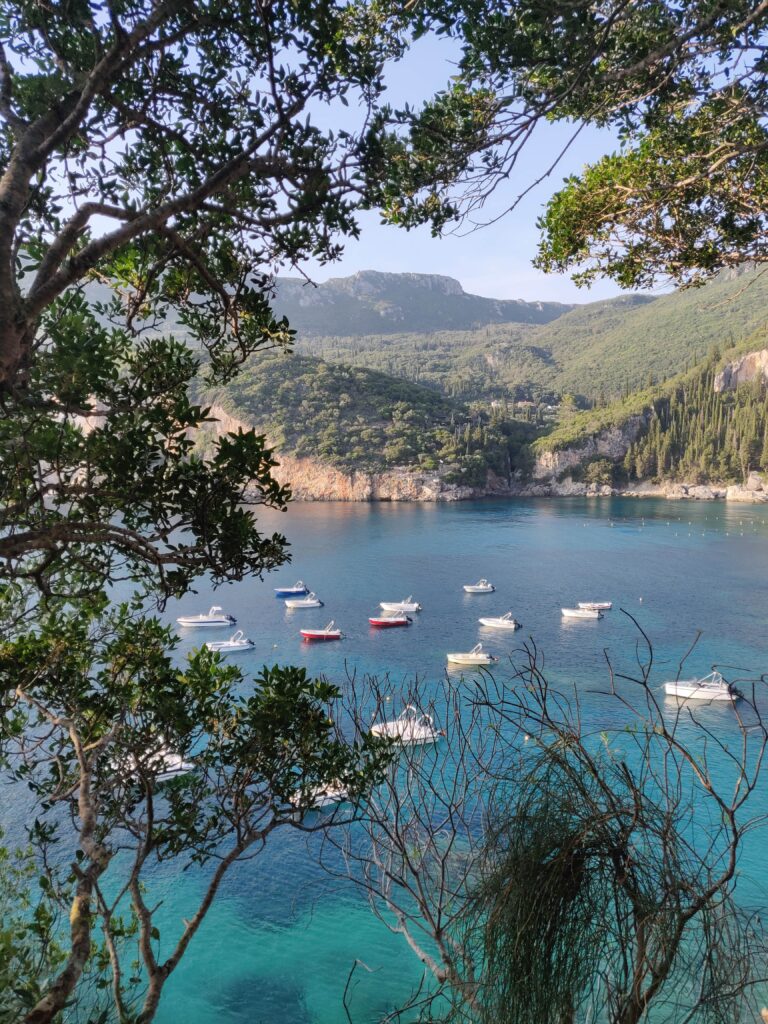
[531,416,649,480]
[714,349,768,392]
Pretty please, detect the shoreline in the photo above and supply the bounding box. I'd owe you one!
[281,478,768,504]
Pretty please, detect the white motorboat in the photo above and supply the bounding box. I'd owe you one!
[205,630,255,655]
[664,672,737,702]
[285,592,324,609]
[479,612,522,630]
[447,643,498,666]
[289,782,349,809]
[463,579,495,593]
[152,751,196,783]
[117,745,195,785]
[176,605,236,628]
[380,596,422,613]
[578,601,613,611]
[562,607,602,620]
[371,706,442,745]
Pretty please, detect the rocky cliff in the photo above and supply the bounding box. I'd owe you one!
[202,404,768,503]
[714,349,768,391]
[531,415,649,480]
[202,404,509,501]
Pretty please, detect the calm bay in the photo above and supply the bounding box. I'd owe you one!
[149,497,768,1023]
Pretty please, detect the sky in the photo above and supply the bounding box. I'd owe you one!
[299,33,642,306]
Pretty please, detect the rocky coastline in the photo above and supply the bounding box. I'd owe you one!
[204,403,768,505]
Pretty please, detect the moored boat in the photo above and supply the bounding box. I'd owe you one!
[664,671,737,702]
[176,606,236,628]
[116,745,195,785]
[285,592,323,609]
[205,630,255,655]
[463,579,495,593]
[152,750,196,783]
[380,596,422,613]
[371,706,442,744]
[274,580,309,598]
[562,607,602,620]
[447,643,498,666]
[478,612,521,630]
[369,615,411,628]
[577,601,613,611]
[289,782,349,809]
[300,620,342,642]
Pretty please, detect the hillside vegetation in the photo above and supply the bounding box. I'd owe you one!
[535,333,768,486]
[204,353,538,485]
[296,267,768,402]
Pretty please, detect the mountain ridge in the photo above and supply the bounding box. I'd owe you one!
[273,270,575,335]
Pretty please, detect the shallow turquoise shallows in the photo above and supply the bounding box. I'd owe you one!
[13,498,768,1021]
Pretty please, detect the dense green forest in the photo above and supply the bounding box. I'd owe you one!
[296,267,768,402]
[204,353,538,485]
[537,341,768,486]
[623,359,768,484]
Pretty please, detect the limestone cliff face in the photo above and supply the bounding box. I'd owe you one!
[202,404,506,501]
[714,349,768,392]
[531,415,649,480]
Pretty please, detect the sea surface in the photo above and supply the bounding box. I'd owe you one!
[9,498,768,1021]
[158,497,768,1024]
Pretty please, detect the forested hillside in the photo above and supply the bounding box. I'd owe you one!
[197,268,768,489]
[623,359,768,484]
[204,353,537,485]
[536,337,768,486]
[296,267,768,402]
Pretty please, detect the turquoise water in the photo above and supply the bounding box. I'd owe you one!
[7,497,768,1020]
[158,498,768,1023]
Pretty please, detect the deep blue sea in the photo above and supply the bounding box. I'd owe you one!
[7,498,768,1022]
[157,497,768,1024]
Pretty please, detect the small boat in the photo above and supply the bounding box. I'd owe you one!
[117,745,195,785]
[371,706,442,744]
[479,612,522,630]
[274,580,309,598]
[578,601,613,611]
[664,672,737,702]
[380,596,422,613]
[447,643,498,666]
[176,606,236,628]
[300,620,342,642]
[289,782,349,809]
[561,607,602,620]
[463,579,495,593]
[205,630,255,655]
[152,751,196,784]
[369,615,411,628]
[285,592,323,609]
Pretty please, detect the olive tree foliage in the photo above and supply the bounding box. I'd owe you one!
[0,0,430,599]
[374,1,768,289]
[0,606,392,1024]
[332,635,768,1024]
[0,838,70,1024]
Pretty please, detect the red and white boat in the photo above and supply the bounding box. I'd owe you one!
[300,620,342,642]
[369,615,412,629]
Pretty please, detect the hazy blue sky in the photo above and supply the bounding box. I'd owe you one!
[300,34,645,305]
